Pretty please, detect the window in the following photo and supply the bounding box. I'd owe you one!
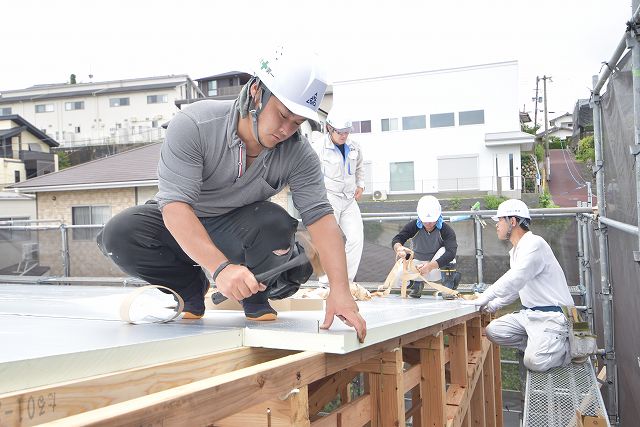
[1,138,12,158]
[390,161,414,191]
[0,216,31,241]
[381,118,399,132]
[152,120,159,128]
[208,81,218,96]
[351,120,371,133]
[72,206,112,240]
[0,107,11,115]
[75,126,81,134]
[402,115,426,130]
[430,113,455,128]
[14,171,20,183]
[65,101,84,111]
[147,94,168,104]
[35,104,54,113]
[109,97,130,107]
[459,110,485,126]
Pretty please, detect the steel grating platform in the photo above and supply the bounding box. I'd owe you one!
[523,361,610,427]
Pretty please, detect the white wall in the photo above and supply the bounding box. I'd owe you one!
[332,61,524,195]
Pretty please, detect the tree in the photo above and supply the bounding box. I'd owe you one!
[69,74,77,84]
[521,123,540,135]
[57,151,71,169]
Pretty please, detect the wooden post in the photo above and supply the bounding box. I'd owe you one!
[482,346,496,427]
[447,323,468,388]
[467,317,482,352]
[420,333,446,427]
[367,350,405,427]
[492,343,504,427]
[470,367,486,427]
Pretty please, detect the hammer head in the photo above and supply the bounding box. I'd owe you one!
[295,231,325,277]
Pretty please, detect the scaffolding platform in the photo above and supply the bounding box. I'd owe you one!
[523,361,610,426]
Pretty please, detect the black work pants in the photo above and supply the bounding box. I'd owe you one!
[97,200,301,305]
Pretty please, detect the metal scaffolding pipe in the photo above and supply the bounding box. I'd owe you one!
[474,215,484,287]
[60,224,70,277]
[597,215,640,235]
[361,207,593,218]
[593,4,640,95]
[576,210,586,290]
[591,74,618,421]
[581,212,595,334]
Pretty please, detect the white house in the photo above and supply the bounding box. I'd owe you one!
[331,61,534,198]
[0,75,190,148]
[538,112,574,141]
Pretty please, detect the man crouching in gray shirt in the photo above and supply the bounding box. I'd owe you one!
[97,46,366,342]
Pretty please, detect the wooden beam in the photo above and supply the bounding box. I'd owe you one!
[308,370,355,418]
[336,394,370,427]
[216,386,310,427]
[0,347,293,426]
[35,351,327,427]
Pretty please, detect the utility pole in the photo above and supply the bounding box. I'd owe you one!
[533,76,540,130]
[542,75,552,181]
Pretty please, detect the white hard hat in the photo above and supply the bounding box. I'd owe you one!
[492,199,530,221]
[254,45,328,122]
[417,195,442,223]
[326,109,352,131]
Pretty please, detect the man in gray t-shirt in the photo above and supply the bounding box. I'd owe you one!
[98,46,366,342]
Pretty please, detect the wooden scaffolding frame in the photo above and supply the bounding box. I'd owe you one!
[0,312,502,427]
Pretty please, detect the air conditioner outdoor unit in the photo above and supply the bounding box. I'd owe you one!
[372,189,387,201]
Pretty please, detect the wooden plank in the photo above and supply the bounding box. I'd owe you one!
[310,412,337,427]
[421,332,446,427]
[216,391,310,427]
[0,347,293,427]
[467,317,482,352]
[447,323,468,387]
[482,346,496,427]
[380,349,405,427]
[35,351,327,427]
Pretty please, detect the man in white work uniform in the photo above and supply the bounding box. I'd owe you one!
[462,199,574,372]
[312,109,364,285]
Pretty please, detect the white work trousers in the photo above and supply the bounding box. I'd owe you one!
[486,309,571,372]
[319,193,364,283]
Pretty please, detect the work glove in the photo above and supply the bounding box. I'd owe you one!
[459,294,491,310]
[483,299,502,313]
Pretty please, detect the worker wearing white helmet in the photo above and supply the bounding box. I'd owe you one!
[391,195,459,297]
[312,108,365,285]
[98,45,366,342]
[462,199,574,371]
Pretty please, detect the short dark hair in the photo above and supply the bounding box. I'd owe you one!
[509,216,530,231]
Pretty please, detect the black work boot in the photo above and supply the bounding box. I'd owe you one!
[241,300,278,321]
[409,280,424,298]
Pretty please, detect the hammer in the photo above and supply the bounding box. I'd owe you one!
[211,232,324,305]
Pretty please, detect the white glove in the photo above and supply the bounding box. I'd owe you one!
[459,299,482,311]
[459,294,491,310]
[483,299,502,313]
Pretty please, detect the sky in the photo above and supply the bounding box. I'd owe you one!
[0,0,634,124]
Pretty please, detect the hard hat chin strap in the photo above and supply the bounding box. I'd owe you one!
[249,78,273,150]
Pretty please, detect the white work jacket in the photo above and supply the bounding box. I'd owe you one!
[481,231,574,308]
[312,133,364,198]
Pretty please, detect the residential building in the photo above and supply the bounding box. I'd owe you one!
[0,75,190,148]
[538,112,574,141]
[0,115,59,189]
[572,99,593,143]
[331,61,534,198]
